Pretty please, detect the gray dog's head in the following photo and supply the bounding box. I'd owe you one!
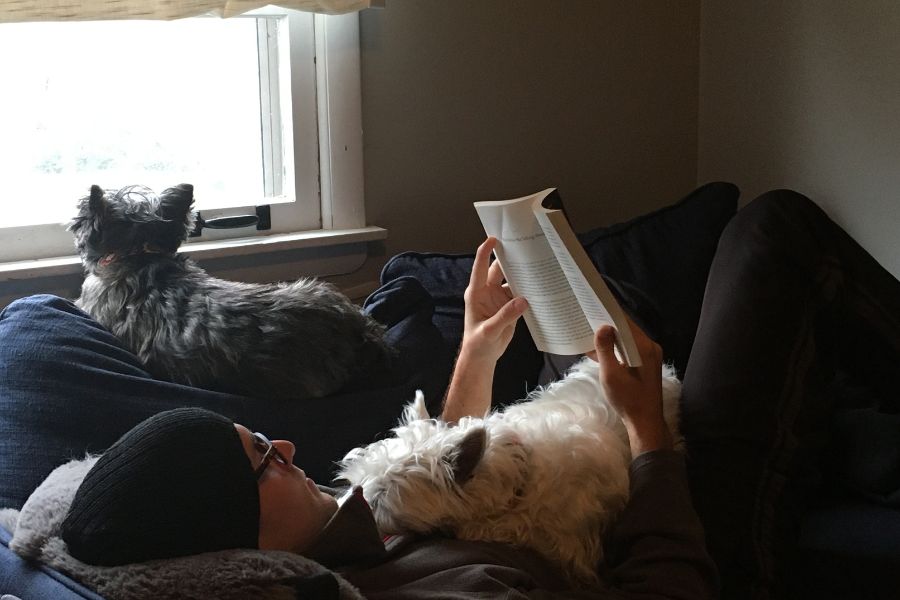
[68,184,195,273]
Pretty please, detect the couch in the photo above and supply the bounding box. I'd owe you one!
[2,182,898,599]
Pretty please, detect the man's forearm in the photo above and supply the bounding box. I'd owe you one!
[440,348,496,423]
[624,418,674,458]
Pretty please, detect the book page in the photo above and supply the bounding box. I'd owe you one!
[474,190,595,355]
[534,206,642,367]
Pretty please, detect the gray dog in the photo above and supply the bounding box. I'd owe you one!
[69,183,393,399]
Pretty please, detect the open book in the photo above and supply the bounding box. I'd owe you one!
[474,188,641,366]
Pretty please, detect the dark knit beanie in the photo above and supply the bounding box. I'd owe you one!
[61,407,260,566]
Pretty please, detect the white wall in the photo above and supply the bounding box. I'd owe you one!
[699,0,900,278]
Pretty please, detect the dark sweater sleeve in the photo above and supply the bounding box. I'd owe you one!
[599,449,719,600]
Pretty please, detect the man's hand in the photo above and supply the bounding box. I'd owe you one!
[592,317,672,457]
[441,237,527,423]
[460,237,528,364]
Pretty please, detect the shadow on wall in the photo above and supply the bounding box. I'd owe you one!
[0,273,83,311]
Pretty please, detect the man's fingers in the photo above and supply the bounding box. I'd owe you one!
[593,326,621,371]
[470,237,496,288]
[482,297,527,336]
[487,259,506,287]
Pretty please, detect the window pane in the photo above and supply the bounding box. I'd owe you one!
[0,19,266,227]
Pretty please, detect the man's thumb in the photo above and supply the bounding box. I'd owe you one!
[593,326,619,366]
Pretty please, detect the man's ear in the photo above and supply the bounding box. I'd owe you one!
[449,427,486,484]
[159,183,195,221]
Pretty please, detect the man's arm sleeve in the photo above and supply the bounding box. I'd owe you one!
[601,449,719,600]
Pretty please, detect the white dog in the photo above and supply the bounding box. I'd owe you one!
[337,357,683,585]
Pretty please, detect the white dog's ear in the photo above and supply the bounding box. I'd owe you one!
[448,427,486,484]
[401,391,430,424]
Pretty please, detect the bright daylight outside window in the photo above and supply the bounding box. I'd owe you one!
[0,11,340,265]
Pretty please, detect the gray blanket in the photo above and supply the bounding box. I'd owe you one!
[0,457,364,600]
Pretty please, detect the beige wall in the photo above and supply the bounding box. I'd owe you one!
[1,1,702,306]
[698,0,900,278]
[332,0,702,293]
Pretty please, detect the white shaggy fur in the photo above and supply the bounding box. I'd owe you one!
[337,357,682,585]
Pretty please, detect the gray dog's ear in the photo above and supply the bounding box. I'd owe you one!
[449,427,486,484]
[88,185,106,214]
[159,184,195,221]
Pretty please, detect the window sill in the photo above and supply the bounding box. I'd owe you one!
[0,226,387,282]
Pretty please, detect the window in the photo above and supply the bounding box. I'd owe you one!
[0,10,370,266]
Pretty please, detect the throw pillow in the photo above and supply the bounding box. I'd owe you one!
[380,182,739,402]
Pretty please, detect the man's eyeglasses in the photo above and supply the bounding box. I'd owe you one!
[251,432,289,479]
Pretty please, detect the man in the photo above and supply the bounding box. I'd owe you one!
[59,236,717,599]
[22,189,898,599]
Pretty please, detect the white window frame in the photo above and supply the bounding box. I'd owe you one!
[0,11,385,280]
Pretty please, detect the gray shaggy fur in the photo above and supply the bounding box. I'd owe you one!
[69,183,393,399]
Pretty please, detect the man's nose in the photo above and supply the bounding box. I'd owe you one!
[273,439,295,465]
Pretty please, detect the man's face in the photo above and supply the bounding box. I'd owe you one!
[234,424,337,553]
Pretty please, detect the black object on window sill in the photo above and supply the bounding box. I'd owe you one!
[190,205,272,237]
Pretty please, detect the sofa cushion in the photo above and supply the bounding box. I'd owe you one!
[577,181,738,376]
[792,501,900,599]
[381,182,740,402]
[2,523,102,600]
[381,251,543,407]
[0,280,450,511]
[827,407,900,506]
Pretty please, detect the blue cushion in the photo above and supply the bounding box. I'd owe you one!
[380,182,740,401]
[578,181,739,375]
[1,525,102,600]
[381,252,543,406]
[827,407,900,506]
[792,502,900,599]
[0,279,450,511]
